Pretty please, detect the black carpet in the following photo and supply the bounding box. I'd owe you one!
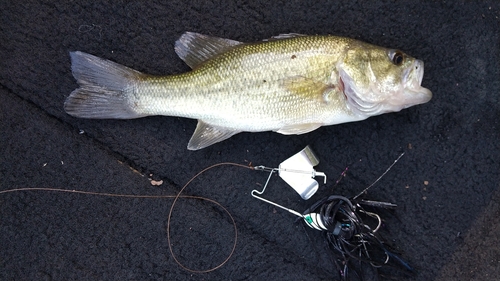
[1,1,499,280]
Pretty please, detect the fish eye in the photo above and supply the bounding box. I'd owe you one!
[391,50,404,66]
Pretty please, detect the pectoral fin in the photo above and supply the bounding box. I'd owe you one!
[276,77,332,135]
[283,76,331,101]
[187,120,241,150]
[275,123,323,135]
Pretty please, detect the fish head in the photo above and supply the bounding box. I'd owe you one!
[338,43,432,117]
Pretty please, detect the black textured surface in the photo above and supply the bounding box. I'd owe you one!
[1,1,499,280]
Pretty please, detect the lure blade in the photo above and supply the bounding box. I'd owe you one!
[278,145,326,199]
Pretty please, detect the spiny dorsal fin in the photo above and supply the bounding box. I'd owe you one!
[263,33,308,41]
[187,120,241,150]
[174,32,243,69]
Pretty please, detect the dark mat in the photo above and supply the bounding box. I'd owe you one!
[1,1,499,280]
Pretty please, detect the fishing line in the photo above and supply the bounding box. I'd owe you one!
[166,162,253,273]
[0,162,254,274]
[1,151,410,279]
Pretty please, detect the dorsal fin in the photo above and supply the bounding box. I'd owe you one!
[174,32,243,69]
[263,33,308,41]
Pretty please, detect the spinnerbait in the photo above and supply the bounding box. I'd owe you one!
[252,146,413,280]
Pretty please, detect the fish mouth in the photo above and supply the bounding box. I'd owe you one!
[340,59,432,116]
[398,59,432,108]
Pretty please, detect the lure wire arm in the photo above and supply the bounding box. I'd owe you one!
[251,166,304,218]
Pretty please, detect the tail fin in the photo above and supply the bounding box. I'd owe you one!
[64,51,146,119]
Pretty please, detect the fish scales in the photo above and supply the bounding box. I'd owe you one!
[65,32,431,150]
[137,36,346,125]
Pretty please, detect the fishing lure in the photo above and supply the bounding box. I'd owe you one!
[252,146,413,280]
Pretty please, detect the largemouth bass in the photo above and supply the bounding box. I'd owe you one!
[65,32,432,150]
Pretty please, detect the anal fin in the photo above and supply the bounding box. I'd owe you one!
[187,120,241,150]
